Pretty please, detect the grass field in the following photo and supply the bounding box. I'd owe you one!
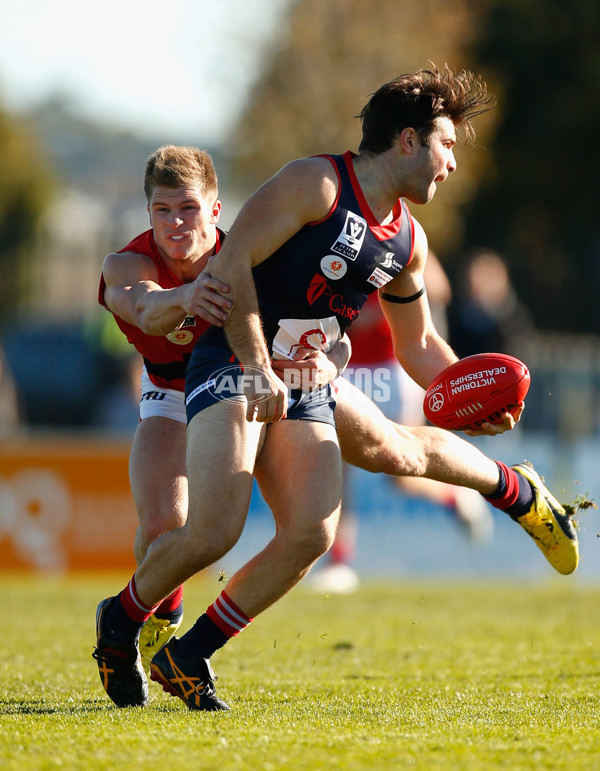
[1,573,599,770]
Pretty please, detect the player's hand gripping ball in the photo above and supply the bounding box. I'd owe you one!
[423,353,530,432]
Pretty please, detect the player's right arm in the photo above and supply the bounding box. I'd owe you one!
[101,251,231,335]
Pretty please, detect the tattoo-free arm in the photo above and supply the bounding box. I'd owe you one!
[102,251,232,335]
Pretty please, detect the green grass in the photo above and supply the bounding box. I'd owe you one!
[1,573,600,770]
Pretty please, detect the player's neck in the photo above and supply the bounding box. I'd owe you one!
[352,152,401,225]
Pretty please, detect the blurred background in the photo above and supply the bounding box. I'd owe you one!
[0,0,599,579]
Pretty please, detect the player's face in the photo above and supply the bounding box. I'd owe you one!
[407,117,457,205]
[148,184,221,265]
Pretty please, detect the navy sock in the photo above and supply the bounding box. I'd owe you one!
[176,613,228,660]
[154,603,184,625]
[505,474,535,519]
[102,597,144,645]
[485,462,535,520]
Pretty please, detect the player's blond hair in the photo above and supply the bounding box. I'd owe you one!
[144,145,218,202]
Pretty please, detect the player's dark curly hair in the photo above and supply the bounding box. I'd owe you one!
[358,64,495,154]
[144,145,218,201]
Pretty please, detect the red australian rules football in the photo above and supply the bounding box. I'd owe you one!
[423,353,530,431]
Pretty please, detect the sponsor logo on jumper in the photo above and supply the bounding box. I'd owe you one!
[331,213,367,260]
[450,367,507,395]
[367,266,394,289]
[377,252,395,269]
[376,250,405,272]
[298,328,328,350]
[306,274,360,321]
[166,316,196,345]
[167,330,194,345]
[320,255,347,280]
[287,328,328,361]
[272,317,340,362]
[307,274,329,304]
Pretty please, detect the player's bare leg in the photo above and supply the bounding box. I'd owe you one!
[150,416,342,710]
[234,418,343,613]
[135,401,265,605]
[334,377,578,573]
[129,416,189,669]
[334,377,500,491]
[130,417,188,561]
[96,400,265,710]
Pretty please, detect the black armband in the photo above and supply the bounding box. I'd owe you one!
[380,287,426,304]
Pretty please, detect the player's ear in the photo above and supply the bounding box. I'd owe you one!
[399,128,417,154]
[211,199,222,224]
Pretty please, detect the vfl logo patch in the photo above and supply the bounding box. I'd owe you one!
[331,212,367,261]
[320,255,347,280]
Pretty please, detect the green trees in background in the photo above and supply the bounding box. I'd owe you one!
[230,0,493,258]
[465,0,600,332]
[230,0,600,332]
[0,105,55,325]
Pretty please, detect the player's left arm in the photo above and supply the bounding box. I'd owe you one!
[379,219,457,389]
[380,220,519,435]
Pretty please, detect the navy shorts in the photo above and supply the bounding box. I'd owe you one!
[185,345,336,426]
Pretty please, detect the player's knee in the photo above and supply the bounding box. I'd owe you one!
[167,531,235,577]
[190,521,242,567]
[140,508,186,545]
[291,520,337,565]
[141,520,170,546]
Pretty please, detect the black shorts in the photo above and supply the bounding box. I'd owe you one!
[185,345,336,426]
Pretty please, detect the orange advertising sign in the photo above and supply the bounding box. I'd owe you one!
[0,435,138,571]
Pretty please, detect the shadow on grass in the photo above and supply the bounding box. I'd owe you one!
[0,696,191,716]
[0,697,135,715]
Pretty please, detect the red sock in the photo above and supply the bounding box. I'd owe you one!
[119,576,160,624]
[206,590,253,638]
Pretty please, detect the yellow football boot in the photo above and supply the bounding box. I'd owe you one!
[139,614,182,674]
[512,461,579,575]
